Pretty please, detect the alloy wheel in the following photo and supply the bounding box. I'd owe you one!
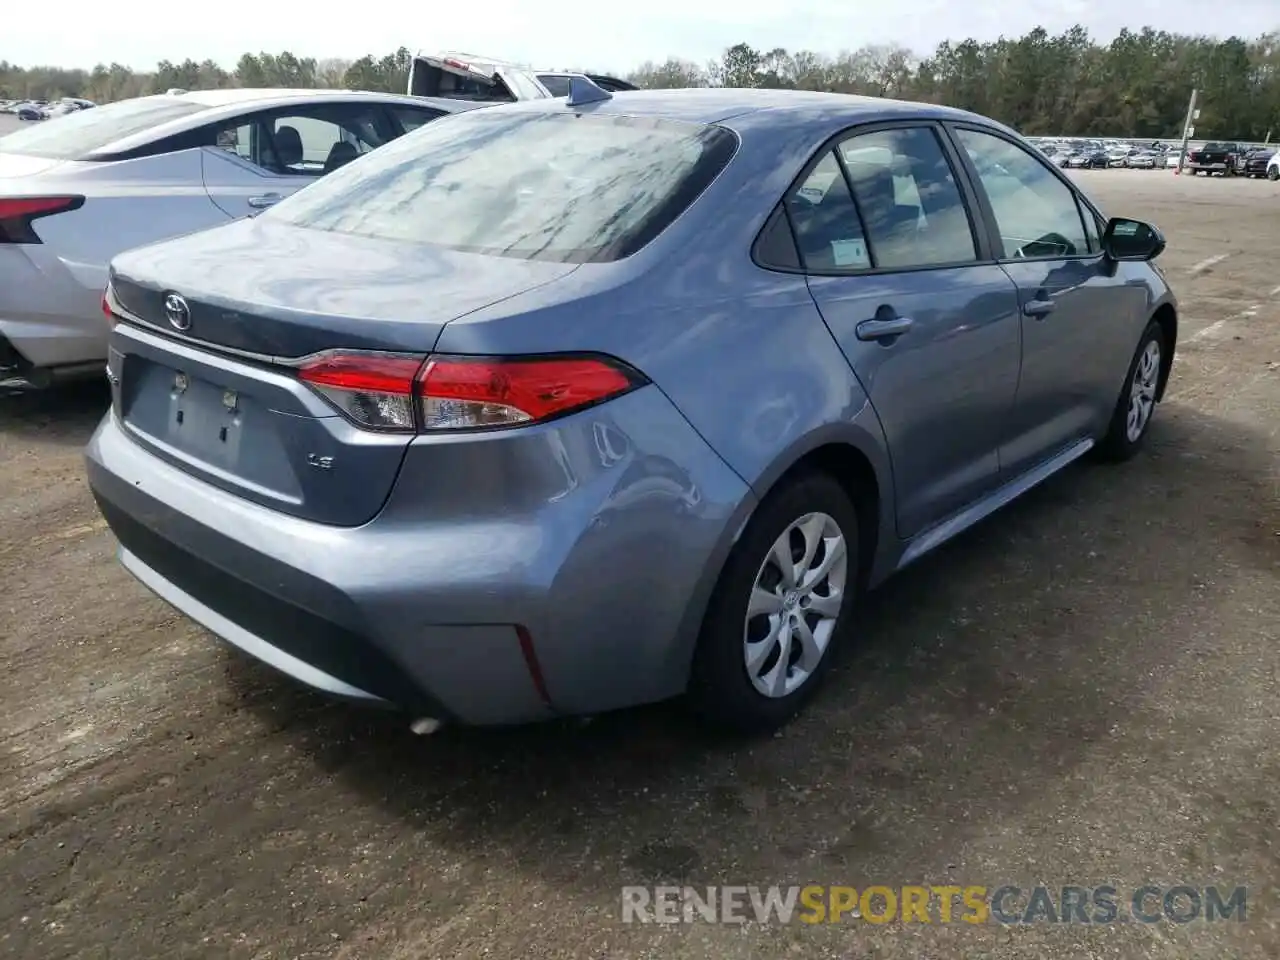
[743,512,848,699]
[1126,340,1161,442]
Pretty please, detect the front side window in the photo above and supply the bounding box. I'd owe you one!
[837,127,977,269]
[1081,201,1103,253]
[213,104,390,177]
[266,110,737,262]
[0,96,207,159]
[954,127,1090,259]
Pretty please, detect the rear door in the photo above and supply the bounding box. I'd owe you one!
[201,102,398,218]
[793,123,1023,539]
[947,124,1141,476]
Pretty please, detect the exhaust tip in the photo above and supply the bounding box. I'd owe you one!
[410,717,443,736]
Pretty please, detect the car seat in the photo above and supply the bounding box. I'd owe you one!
[322,141,359,174]
[273,126,304,171]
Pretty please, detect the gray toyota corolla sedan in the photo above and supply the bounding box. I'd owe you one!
[87,84,1177,734]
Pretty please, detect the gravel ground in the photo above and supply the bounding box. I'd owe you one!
[1,167,1278,960]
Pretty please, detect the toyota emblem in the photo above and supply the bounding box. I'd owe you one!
[163,293,191,331]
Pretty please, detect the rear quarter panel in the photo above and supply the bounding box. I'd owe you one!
[30,149,233,283]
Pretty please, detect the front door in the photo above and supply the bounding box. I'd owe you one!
[202,103,394,218]
[793,124,1023,539]
[948,125,1142,477]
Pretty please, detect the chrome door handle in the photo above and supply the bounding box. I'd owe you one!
[247,193,281,209]
[855,316,914,341]
[1023,298,1056,319]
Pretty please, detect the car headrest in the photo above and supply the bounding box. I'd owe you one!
[323,141,359,174]
[274,126,303,167]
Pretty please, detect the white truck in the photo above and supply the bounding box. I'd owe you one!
[407,51,637,103]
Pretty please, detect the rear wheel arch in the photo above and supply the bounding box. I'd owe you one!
[772,443,882,591]
[670,436,887,690]
[685,449,881,732]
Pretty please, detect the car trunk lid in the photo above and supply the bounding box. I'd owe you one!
[0,152,68,179]
[106,217,579,526]
[108,217,576,357]
[407,54,519,102]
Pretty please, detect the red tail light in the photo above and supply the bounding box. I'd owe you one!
[296,351,645,433]
[0,195,84,244]
[102,283,121,327]
[418,355,641,430]
[297,351,426,432]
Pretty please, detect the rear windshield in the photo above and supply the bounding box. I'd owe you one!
[266,110,738,263]
[0,96,206,159]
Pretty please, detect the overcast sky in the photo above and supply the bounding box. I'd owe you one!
[5,0,1277,72]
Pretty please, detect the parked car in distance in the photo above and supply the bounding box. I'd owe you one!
[1068,146,1109,168]
[0,87,472,388]
[88,85,1178,735]
[1185,141,1242,175]
[42,100,89,119]
[1241,147,1276,178]
[16,103,46,121]
[1127,150,1158,169]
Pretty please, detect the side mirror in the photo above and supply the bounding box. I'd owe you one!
[1102,217,1166,262]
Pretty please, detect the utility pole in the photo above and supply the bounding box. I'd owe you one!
[1176,88,1198,174]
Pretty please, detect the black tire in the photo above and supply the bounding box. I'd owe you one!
[1097,320,1167,462]
[688,471,859,735]
[1269,167,1279,181]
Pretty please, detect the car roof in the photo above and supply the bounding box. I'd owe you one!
[488,87,1002,133]
[173,88,456,109]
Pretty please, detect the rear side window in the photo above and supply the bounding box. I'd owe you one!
[266,111,738,263]
[0,97,206,159]
[537,75,572,97]
[784,151,869,271]
[389,105,445,134]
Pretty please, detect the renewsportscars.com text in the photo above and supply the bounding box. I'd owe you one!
[621,884,1247,925]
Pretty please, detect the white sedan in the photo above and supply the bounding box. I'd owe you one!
[0,88,469,387]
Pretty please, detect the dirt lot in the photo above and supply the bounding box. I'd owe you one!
[2,168,1278,960]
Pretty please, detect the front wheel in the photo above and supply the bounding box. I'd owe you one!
[1097,321,1166,462]
[1269,167,1280,181]
[688,472,858,734]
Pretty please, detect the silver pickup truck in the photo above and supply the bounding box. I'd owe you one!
[407,51,637,102]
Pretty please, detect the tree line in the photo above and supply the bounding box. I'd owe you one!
[3,26,1278,140]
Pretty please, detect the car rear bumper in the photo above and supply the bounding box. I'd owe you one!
[0,245,108,369]
[85,387,753,725]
